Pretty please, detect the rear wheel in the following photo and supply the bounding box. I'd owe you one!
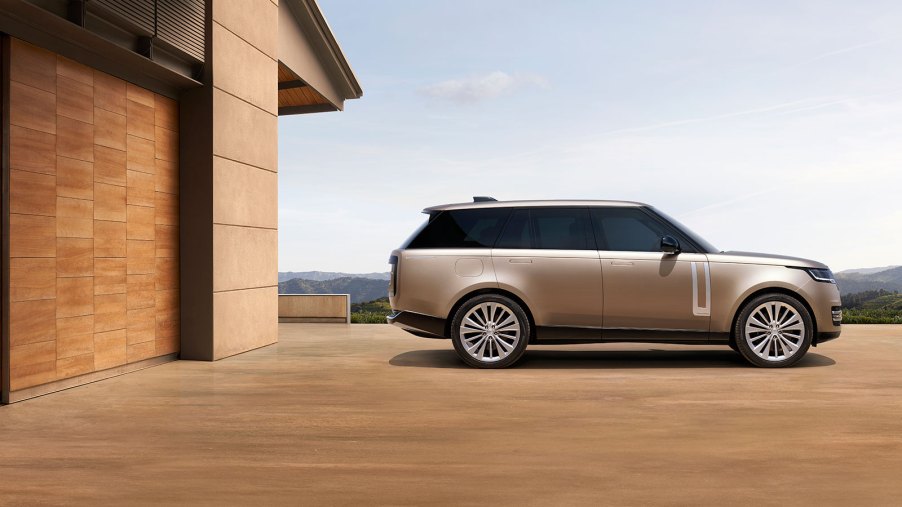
[734,293,813,368]
[451,295,529,369]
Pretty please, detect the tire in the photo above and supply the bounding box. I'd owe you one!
[734,293,813,368]
[451,294,530,369]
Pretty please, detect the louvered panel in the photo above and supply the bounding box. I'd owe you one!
[93,0,155,36]
[157,0,205,62]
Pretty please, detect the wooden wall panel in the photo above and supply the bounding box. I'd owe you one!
[6,39,180,392]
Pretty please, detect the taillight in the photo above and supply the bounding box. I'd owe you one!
[388,255,399,296]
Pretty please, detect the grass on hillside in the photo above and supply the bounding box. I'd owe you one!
[841,310,902,324]
[351,297,391,324]
[840,290,902,324]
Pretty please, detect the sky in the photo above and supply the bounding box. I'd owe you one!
[278,0,902,274]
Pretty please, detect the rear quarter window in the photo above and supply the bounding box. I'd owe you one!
[406,209,512,249]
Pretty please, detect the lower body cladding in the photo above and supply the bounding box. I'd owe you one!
[387,311,841,345]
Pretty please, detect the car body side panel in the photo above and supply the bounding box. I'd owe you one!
[492,249,603,329]
[391,248,497,319]
[600,251,710,334]
[708,262,841,335]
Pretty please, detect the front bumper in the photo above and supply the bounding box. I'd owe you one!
[387,311,448,339]
[815,330,841,345]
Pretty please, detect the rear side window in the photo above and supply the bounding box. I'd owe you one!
[495,208,592,250]
[495,209,530,249]
[406,209,511,249]
[591,207,678,252]
[532,208,591,250]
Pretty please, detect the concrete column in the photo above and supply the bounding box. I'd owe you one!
[180,0,279,360]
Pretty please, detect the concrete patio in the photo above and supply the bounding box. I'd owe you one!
[1,324,901,505]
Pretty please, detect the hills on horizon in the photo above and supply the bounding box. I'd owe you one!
[835,266,902,296]
[837,265,899,275]
[278,271,389,283]
[279,276,389,303]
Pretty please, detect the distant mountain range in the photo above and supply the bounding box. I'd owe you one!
[835,266,902,295]
[279,276,389,303]
[837,265,900,275]
[278,271,390,282]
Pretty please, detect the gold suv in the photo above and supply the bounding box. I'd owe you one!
[387,198,842,368]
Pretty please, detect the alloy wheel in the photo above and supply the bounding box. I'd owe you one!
[744,301,806,362]
[459,302,521,363]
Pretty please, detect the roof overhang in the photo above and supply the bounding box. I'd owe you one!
[278,0,362,115]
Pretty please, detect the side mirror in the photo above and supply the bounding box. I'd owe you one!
[660,235,680,255]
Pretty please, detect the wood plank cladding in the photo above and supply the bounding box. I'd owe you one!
[6,39,180,392]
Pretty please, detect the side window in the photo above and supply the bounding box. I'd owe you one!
[406,209,511,249]
[590,207,674,252]
[531,208,592,250]
[495,209,531,249]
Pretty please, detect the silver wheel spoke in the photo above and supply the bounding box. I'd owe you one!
[777,334,799,353]
[464,318,486,331]
[774,337,785,357]
[779,315,799,327]
[749,316,768,329]
[463,334,485,345]
[495,337,514,352]
[475,337,489,359]
[485,303,495,324]
[466,335,487,351]
[496,316,515,329]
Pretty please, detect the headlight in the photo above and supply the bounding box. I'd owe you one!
[803,268,836,284]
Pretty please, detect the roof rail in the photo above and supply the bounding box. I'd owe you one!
[473,196,497,202]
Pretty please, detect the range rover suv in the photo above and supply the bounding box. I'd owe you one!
[387,198,841,368]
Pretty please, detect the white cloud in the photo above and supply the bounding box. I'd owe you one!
[419,71,548,103]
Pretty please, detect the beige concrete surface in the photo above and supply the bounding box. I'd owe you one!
[1,325,900,506]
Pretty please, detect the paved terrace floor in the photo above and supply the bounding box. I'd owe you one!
[1,324,901,506]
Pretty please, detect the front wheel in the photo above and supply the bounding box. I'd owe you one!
[451,295,530,369]
[734,293,813,368]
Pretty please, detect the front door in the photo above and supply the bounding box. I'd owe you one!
[590,207,710,340]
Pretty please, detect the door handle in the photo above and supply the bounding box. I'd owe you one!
[509,258,533,264]
[610,260,633,266]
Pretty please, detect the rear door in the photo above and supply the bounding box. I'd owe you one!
[590,207,710,340]
[492,208,603,339]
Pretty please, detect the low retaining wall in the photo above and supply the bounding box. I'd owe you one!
[278,294,351,323]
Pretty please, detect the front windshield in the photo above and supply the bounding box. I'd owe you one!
[650,207,719,253]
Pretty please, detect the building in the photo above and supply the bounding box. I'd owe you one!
[0,0,362,403]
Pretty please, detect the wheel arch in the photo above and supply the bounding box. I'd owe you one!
[445,288,537,342]
[728,287,819,346]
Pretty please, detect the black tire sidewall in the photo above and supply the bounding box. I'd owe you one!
[451,295,530,369]
[734,293,813,368]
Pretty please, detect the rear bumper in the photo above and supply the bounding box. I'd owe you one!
[387,311,448,339]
